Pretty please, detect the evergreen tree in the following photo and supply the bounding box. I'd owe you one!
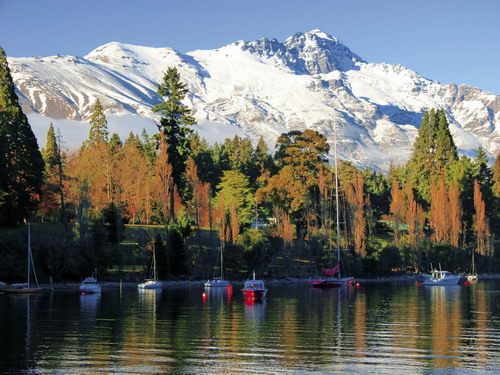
[43,122,59,168]
[473,147,492,187]
[87,98,108,146]
[435,110,458,172]
[138,128,158,166]
[493,153,500,198]
[109,133,123,155]
[0,47,44,226]
[39,123,63,222]
[407,109,457,203]
[473,147,493,219]
[152,67,196,187]
[190,132,218,186]
[255,136,274,173]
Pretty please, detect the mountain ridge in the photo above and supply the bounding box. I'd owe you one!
[7,29,499,171]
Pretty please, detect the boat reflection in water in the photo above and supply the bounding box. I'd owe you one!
[203,284,233,305]
[80,291,101,313]
[80,292,101,334]
[2,282,500,374]
[244,298,266,321]
[138,287,162,307]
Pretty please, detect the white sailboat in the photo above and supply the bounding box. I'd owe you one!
[467,250,478,282]
[205,243,230,287]
[310,120,354,288]
[1,222,43,293]
[138,242,162,289]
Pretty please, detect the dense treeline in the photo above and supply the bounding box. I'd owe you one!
[1,50,499,281]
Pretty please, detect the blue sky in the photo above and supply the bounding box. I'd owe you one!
[1,0,499,94]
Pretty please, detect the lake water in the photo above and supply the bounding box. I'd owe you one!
[1,280,500,374]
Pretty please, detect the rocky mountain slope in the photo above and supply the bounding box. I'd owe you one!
[8,29,499,170]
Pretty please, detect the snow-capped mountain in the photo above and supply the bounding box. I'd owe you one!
[8,29,499,170]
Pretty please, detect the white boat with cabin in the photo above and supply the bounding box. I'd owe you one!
[421,269,461,286]
[80,276,101,294]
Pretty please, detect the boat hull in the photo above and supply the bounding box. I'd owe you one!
[1,287,44,294]
[242,289,267,300]
[309,277,354,288]
[467,274,478,282]
[138,281,162,289]
[205,279,230,287]
[79,286,101,294]
[421,277,461,286]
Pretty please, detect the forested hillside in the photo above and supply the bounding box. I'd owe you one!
[1,53,499,282]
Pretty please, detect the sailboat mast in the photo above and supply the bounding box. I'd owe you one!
[27,222,31,287]
[220,243,224,280]
[333,121,341,266]
[152,241,157,281]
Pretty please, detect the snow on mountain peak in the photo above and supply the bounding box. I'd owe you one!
[8,30,499,171]
[283,29,366,74]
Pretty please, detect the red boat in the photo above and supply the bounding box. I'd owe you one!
[242,272,267,300]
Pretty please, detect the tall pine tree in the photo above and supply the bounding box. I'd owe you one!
[407,109,457,203]
[86,98,109,146]
[0,47,44,226]
[152,67,196,217]
[152,67,196,185]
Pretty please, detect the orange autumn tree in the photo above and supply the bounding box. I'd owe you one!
[184,157,212,229]
[345,170,367,257]
[117,133,154,224]
[66,141,117,222]
[214,192,230,243]
[448,181,462,247]
[473,180,490,255]
[429,179,449,243]
[317,166,335,239]
[199,182,212,229]
[404,181,426,247]
[153,130,174,224]
[258,129,329,240]
[493,153,500,198]
[389,179,405,243]
[273,206,294,243]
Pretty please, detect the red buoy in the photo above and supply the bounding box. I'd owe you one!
[416,283,421,287]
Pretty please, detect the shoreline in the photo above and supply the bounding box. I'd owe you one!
[15,273,500,291]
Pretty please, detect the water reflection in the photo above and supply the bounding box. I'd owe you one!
[1,281,500,374]
[243,298,266,320]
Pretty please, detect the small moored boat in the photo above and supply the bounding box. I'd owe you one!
[80,276,101,294]
[466,250,478,282]
[0,223,44,294]
[242,272,267,300]
[309,262,355,287]
[138,242,162,289]
[205,277,230,287]
[205,243,230,287]
[420,269,461,286]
